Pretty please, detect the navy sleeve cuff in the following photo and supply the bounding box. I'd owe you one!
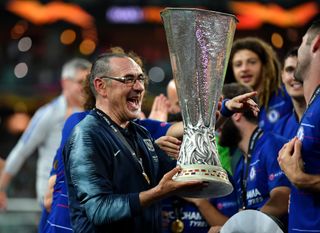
[220,99,234,117]
[128,193,142,216]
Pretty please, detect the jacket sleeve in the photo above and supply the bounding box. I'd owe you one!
[65,126,142,225]
[4,104,52,175]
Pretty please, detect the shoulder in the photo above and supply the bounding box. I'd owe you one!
[269,89,292,108]
[135,118,170,128]
[33,96,65,120]
[65,111,89,127]
[130,120,153,137]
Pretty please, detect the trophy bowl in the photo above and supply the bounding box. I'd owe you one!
[161,8,238,198]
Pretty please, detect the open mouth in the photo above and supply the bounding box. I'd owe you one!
[127,96,140,111]
[240,75,253,83]
[290,82,303,90]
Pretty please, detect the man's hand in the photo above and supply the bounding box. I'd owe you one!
[148,94,169,122]
[0,191,8,211]
[278,137,320,192]
[139,167,205,207]
[278,137,304,185]
[155,136,181,159]
[217,91,259,129]
[225,91,259,116]
[208,226,222,233]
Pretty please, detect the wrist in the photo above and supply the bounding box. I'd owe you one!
[220,99,234,117]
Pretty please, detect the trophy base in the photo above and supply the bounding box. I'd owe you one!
[173,164,233,198]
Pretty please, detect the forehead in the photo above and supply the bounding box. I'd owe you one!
[284,56,297,67]
[73,68,89,80]
[232,49,259,61]
[108,56,142,75]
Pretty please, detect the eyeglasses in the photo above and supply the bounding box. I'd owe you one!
[100,74,146,87]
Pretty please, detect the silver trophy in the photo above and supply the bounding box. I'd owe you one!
[161,8,237,198]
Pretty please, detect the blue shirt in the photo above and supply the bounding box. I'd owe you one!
[42,112,88,233]
[161,173,238,233]
[273,111,300,139]
[234,131,290,210]
[41,113,171,233]
[161,194,238,233]
[289,89,320,233]
[258,88,293,132]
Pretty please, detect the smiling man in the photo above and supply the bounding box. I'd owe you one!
[278,19,320,233]
[63,52,204,233]
[273,47,306,139]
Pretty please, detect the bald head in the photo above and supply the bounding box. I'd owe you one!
[166,79,180,114]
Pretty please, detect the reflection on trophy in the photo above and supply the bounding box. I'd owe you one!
[161,8,238,198]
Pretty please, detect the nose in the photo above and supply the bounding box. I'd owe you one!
[132,79,145,91]
[240,63,249,71]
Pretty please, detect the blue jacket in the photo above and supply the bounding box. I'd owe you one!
[63,110,175,233]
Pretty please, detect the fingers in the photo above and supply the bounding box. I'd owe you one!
[156,136,181,159]
[217,96,223,111]
[233,91,257,102]
[278,138,297,167]
[293,138,302,158]
[156,136,181,148]
[293,138,304,171]
[227,91,259,115]
[164,166,182,180]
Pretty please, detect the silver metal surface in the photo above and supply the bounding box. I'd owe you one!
[221,210,284,233]
[161,8,237,197]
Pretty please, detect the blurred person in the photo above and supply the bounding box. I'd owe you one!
[209,83,291,232]
[0,58,91,210]
[62,51,207,233]
[274,47,306,138]
[230,37,293,132]
[166,79,183,122]
[278,19,320,233]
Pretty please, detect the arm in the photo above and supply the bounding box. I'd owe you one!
[278,138,320,192]
[217,91,259,129]
[0,106,51,201]
[166,121,183,139]
[260,186,290,218]
[43,174,57,212]
[155,136,181,159]
[0,158,4,172]
[0,173,11,211]
[184,198,229,226]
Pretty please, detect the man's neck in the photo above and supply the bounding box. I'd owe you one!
[238,123,259,159]
[95,103,129,128]
[303,62,320,104]
[291,97,306,121]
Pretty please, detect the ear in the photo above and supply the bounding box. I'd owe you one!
[93,78,108,97]
[232,112,242,122]
[312,34,320,53]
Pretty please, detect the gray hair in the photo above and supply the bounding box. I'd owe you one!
[89,53,129,96]
[61,58,91,80]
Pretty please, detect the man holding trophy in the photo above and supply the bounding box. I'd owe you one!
[63,7,261,233]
